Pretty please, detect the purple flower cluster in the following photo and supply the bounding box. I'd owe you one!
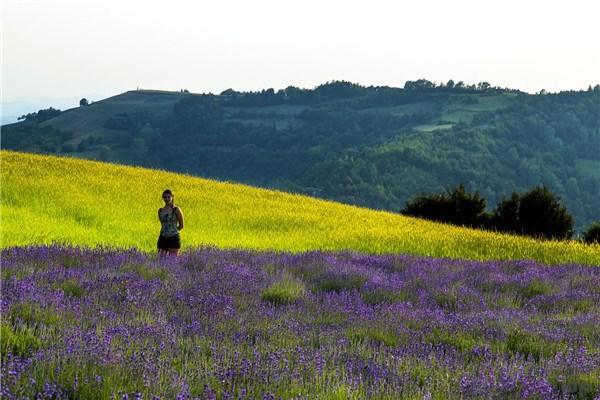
[1,246,599,399]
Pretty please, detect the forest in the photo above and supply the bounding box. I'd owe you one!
[2,80,599,231]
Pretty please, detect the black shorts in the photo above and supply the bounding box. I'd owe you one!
[157,234,181,250]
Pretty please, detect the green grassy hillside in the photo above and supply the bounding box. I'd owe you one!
[2,82,599,232]
[1,151,599,265]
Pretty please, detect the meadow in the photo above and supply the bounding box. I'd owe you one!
[2,246,599,399]
[2,150,600,399]
[1,151,599,266]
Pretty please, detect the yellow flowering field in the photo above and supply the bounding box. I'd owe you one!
[1,150,598,265]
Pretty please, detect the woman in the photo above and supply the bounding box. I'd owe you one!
[157,189,184,257]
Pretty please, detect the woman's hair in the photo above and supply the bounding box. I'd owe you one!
[162,189,175,207]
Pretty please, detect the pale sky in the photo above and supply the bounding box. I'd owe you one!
[2,0,599,120]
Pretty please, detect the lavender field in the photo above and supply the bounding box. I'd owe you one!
[2,246,600,399]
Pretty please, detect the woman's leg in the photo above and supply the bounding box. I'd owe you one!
[167,248,179,256]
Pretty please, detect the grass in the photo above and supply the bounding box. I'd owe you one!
[549,371,600,400]
[59,278,85,298]
[313,274,366,293]
[505,329,566,361]
[346,326,404,347]
[1,150,600,265]
[261,276,306,305]
[1,323,41,358]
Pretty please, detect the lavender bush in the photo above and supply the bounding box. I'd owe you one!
[1,246,599,399]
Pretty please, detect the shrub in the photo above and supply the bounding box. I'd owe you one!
[489,192,520,234]
[401,184,487,228]
[505,329,564,361]
[518,186,573,239]
[432,290,460,311]
[347,326,402,347]
[427,328,479,353]
[60,279,84,298]
[582,221,600,244]
[261,277,305,305]
[518,279,555,300]
[491,186,574,240]
[314,274,366,293]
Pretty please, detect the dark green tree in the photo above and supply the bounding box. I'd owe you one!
[490,192,521,234]
[401,184,487,228]
[582,221,600,244]
[517,186,573,240]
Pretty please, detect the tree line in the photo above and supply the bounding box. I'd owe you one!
[402,184,600,243]
[2,81,599,232]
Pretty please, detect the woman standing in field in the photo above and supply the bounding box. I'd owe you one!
[158,189,184,257]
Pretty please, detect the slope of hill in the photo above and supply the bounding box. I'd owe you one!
[2,82,599,230]
[1,151,599,265]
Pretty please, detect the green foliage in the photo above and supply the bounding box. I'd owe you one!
[104,109,154,131]
[1,322,41,357]
[401,184,488,228]
[432,290,460,311]
[427,328,479,353]
[490,192,521,233]
[549,370,600,400]
[122,263,169,281]
[17,107,61,123]
[1,122,73,153]
[9,303,60,326]
[3,85,599,231]
[314,274,366,293]
[347,326,403,347]
[534,297,596,314]
[582,221,600,244]
[261,277,306,305]
[505,329,564,361]
[59,255,80,268]
[362,288,417,304]
[262,263,279,275]
[405,184,575,240]
[517,186,574,239]
[60,278,85,298]
[518,279,555,301]
[318,384,361,400]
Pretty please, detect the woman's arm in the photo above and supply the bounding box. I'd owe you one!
[176,207,184,231]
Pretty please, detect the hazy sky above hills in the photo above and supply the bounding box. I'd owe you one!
[2,0,599,120]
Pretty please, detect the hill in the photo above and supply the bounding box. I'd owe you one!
[1,151,599,265]
[2,82,599,231]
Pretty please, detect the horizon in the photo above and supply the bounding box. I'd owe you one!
[2,78,598,125]
[2,0,600,122]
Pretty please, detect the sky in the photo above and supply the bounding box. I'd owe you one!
[2,0,599,122]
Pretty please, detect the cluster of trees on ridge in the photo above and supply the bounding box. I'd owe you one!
[2,79,599,231]
[402,184,600,243]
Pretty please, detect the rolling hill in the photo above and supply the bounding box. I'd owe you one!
[1,150,599,265]
[2,81,599,231]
